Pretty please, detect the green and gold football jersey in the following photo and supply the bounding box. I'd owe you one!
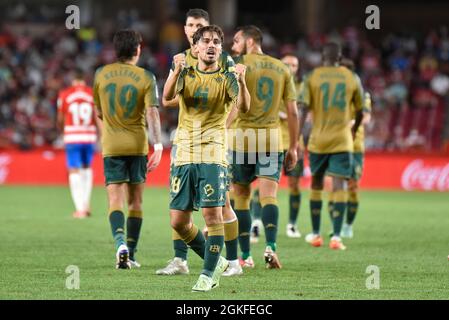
[173,66,239,166]
[171,48,235,148]
[299,66,363,154]
[93,62,159,157]
[230,53,297,152]
[353,91,372,153]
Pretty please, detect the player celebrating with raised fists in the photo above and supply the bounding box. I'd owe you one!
[163,25,250,292]
[157,8,241,278]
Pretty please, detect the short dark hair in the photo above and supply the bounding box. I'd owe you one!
[73,68,85,81]
[192,25,224,45]
[186,8,209,23]
[322,42,342,63]
[113,29,142,62]
[237,25,263,45]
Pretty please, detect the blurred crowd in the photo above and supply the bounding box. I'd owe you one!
[293,26,449,152]
[1,7,449,152]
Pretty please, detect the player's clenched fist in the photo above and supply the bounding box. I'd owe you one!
[173,53,186,73]
[235,63,246,82]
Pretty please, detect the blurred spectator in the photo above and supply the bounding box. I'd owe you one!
[431,72,449,96]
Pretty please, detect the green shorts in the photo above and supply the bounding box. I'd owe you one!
[309,152,353,179]
[103,156,147,185]
[170,164,227,211]
[283,150,304,178]
[351,152,364,181]
[229,151,284,185]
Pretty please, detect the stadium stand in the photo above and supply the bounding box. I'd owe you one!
[1,8,448,153]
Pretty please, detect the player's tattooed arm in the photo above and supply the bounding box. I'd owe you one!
[162,54,186,106]
[235,63,250,113]
[146,106,163,172]
[147,107,162,145]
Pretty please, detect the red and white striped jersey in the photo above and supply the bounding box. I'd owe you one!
[57,85,97,144]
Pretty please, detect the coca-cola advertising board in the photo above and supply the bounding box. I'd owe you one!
[0,150,448,191]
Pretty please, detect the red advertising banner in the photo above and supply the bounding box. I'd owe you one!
[0,150,448,191]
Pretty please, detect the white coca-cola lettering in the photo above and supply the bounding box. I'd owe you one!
[401,159,449,191]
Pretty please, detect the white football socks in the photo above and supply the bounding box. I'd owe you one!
[80,168,93,212]
[69,172,84,212]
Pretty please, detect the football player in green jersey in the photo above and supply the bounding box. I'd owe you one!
[298,43,365,250]
[328,59,372,239]
[280,55,306,238]
[250,54,305,242]
[93,29,162,269]
[157,8,242,277]
[162,25,250,292]
[229,25,299,269]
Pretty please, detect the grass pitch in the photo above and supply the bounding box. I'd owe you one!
[0,186,448,300]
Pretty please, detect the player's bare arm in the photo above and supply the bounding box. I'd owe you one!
[297,103,309,160]
[362,112,372,125]
[162,53,186,105]
[285,99,299,171]
[162,70,180,107]
[226,105,238,129]
[146,106,163,172]
[234,63,250,114]
[352,109,364,140]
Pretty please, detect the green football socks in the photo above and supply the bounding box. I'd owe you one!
[172,229,188,260]
[202,224,224,277]
[261,197,279,252]
[347,191,359,225]
[224,219,239,261]
[310,190,322,234]
[234,194,252,259]
[109,210,126,250]
[126,210,142,260]
[332,190,348,237]
[289,191,301,225]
